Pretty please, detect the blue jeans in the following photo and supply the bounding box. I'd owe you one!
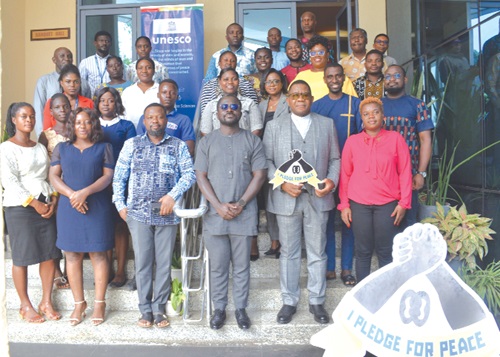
[326,208,354,272]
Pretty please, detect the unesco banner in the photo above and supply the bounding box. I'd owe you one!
[141,5,204,122]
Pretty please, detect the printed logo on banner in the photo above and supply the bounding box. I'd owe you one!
[311,223,500,357]
[153,18,191,34]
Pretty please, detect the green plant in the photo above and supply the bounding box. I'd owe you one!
[422,140,500,206]
[461,261,500,316]
[422,203,495,269]
[170,278,185,314]
[171,250,182,269]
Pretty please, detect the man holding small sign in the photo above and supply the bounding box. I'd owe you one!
[263,80,340,325]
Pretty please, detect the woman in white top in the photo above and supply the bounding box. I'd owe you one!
[200,68,263,137]
[1,102,62,323]
[121,57,159,128]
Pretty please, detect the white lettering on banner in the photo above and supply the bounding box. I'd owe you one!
[153,36,192,45]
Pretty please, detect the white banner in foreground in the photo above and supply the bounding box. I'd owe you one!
[311,223,500,357]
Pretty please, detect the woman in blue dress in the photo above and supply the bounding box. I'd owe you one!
[95,87,136,288]
[49,107,115,326]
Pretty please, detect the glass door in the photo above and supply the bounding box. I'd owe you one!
[79,8,138,66]
[238,2,296,51]
[336,0,356,61]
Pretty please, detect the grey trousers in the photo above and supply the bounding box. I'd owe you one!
[276,194,328,306]
[127,217,177,315]
[204,229,252,310]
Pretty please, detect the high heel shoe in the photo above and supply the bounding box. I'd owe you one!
[264,242,281,256]
[38,302,62,321]
[91,300,106,326]
[69,300,87,326]
[19,306,45,323]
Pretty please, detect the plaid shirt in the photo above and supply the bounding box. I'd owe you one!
[113,132,195,225]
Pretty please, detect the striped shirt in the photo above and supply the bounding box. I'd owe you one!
[79,54,111,97]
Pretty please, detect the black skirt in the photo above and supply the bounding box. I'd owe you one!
[5,205,62,266]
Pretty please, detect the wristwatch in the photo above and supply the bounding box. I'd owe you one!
[237,199,246,207]
[417,171,427,178]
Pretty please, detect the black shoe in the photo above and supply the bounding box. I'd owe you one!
[235,308,251,329]
[309,304,330,324]
[277,304,296,324]
[250,252,260,261]
[210,309,226,330]
[264,242,281,256]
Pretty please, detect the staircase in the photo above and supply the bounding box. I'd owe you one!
[5,219,375,348]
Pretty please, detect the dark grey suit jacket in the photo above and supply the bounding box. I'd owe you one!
[263,111,341,216]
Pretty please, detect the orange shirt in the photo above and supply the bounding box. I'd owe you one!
[43,95,94,130]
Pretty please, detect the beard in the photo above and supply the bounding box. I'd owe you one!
[147,128,165,137]
[385,86,404,95]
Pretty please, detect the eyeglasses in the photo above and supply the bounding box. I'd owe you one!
[288,92,311,100]
[264,79,281,85]
[375,40,389,45]
[220,103,240,111]
[309,50,326,57]
[384,73,402,81]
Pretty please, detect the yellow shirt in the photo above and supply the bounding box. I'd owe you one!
[292,70,358,101]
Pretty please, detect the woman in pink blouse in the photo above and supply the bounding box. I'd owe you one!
[338,97,412,282]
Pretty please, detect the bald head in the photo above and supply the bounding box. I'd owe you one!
[52,47,73,73]
[301,12,317,36]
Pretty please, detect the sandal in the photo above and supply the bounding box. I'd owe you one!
[137,312,153,328]
[69,300,87,326]
[53,276,70,289]
[154,314,170,328]
[326,271,337,280]
[341,274,357,286]
[91,300,106,326]
[38,302,62,321]
[19,306,45,323]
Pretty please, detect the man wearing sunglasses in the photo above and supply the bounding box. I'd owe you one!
[373,33,397,69]
[263,80,340,325]
[382,65,434,228]
[195,95,267,330]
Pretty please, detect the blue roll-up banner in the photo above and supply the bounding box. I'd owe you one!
[141,5,204,122]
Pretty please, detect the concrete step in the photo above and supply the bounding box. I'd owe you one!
[5,276,352,312]
[6,308,330,346]
[4,230,356,281]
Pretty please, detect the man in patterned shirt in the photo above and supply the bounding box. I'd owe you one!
[339,28,368,82]
[352,50,385,100]
[204,23,255,81]
[113,103,195,328]
[382,65,434,227]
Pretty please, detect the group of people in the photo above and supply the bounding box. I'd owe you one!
[2,11,434,333]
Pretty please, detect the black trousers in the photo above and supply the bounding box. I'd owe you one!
[350,200,402,283]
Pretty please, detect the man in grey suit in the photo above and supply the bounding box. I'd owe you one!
[195,95,267,330]
[263,80,341,324]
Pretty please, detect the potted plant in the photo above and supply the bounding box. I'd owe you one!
[419,140,500,219]
[460,261,500,319]
[171,250,182,282]
[422,202,495,270]
[167,278,185,316]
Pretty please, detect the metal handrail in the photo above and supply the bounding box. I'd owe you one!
[173,188,209,322]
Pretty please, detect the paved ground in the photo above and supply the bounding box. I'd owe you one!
[10,343,326,357]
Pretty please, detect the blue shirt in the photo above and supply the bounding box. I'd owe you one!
[101,117,137,161]
[204,45,255,82]
[112,132,196,225]
[311,94,362,151]
[136,109,196,143]
[271,50,290,71]
[382,95,434,173]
